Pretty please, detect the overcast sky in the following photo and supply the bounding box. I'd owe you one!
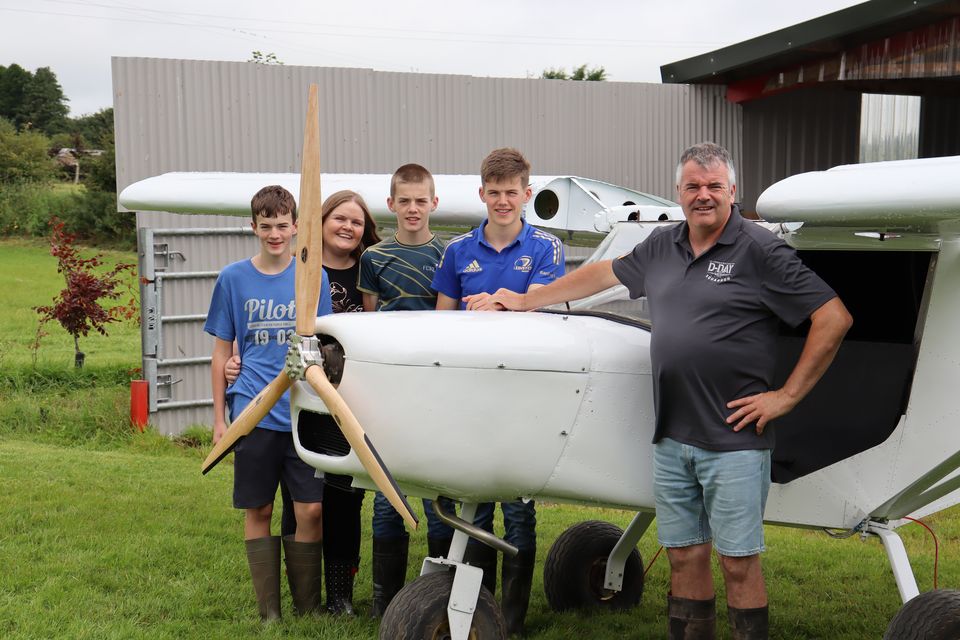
[2,0,866,117]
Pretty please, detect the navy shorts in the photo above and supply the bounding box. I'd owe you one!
[232,426,325,509]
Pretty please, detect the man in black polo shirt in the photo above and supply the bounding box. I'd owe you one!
[468,142,852,640]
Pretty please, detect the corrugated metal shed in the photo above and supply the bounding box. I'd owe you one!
[113,57,742,204]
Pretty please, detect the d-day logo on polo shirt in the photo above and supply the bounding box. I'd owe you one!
[706,260,735,283]
[514,256,533,272]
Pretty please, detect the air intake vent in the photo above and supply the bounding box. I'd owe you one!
[298,410,350,457]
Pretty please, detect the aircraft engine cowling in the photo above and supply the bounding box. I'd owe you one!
[290,310,656,509]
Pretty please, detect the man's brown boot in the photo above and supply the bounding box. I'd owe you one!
[727,605,768,640]
[668,594,716,639]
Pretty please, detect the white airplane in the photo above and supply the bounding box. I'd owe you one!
[120,108,960,637]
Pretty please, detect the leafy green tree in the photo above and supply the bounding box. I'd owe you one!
[66,108,113,148]
[541,64,608,81]
[542,68,569,80]
[50,132,89,154]
[0,117,56,183]
[0,65,70,134]
[85,137,116,193]
[21,67,69,134]
[248,51,284,65]
[570,64,607,81]
[0,64,32,126]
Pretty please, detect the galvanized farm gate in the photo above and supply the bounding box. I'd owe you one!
[137,211,258,436]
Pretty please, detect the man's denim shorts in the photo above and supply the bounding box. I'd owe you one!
[653,438,771,557]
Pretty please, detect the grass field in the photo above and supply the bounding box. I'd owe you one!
[2,438,956,640]
[1,238,958,638]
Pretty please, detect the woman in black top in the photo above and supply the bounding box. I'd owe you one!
[317,190,380,614]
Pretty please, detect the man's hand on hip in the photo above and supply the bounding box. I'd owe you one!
[725,389,798,435]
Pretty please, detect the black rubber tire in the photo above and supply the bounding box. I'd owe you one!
[379,571,506,640]
[884,589,960,640]
[543,520,644,612]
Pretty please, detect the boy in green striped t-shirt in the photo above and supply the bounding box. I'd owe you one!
[357,163,455,617]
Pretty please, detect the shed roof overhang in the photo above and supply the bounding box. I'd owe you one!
[661,0,960,102]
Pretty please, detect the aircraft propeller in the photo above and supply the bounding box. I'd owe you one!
[200,85,419,530]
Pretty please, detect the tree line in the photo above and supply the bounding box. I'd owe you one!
[0,63,113,148]
[0,63,125,245]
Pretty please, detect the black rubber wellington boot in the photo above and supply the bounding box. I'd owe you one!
[325,558,358,615]
[668,593,716,639]
[245,536,282,622]
[427,535,453,559]
[282,535,323,615]
[369,536,409,618]
[501,548,536,637]
[463,542,498,596]
[728,605,769,640]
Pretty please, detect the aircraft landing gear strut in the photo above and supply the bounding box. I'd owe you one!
[863,519,960,639]
[379,501,514,640]
[868,520,920,603]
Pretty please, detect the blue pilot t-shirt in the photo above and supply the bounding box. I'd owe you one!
[204,258,332,432]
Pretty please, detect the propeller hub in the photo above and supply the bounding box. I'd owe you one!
[285,334,324,381]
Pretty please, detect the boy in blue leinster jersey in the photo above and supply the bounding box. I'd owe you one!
[205,185,333,621]
[431,148,564,636]
[357,163,456,617]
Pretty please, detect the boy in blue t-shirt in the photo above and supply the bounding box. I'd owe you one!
[431,148,564,636]
[204,184,332,621]
[357,163,455,617]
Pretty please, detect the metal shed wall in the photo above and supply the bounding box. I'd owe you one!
[740,87,861,213]
[113,57,742,203]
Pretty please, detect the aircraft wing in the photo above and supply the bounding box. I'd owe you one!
[756,155,960,229]
[118,172,682,233]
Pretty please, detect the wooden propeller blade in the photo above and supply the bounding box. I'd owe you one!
[295,84,325,337]
[304,366,420,530]
[290,84,417,530]
[201,371,292,474]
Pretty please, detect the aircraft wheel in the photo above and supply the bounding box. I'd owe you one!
[883,589,960,640]
[544,520,644,612]
[379,571,506,640]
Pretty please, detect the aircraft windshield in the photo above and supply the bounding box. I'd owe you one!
[539,221,673,327]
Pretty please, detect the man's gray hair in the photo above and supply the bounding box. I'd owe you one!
[675,142,737,188]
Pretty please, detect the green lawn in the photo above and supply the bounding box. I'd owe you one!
[0,435,955,639]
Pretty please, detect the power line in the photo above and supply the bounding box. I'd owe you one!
[3,1,728,50]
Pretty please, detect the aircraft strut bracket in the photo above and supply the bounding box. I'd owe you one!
[604,511,655,593]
